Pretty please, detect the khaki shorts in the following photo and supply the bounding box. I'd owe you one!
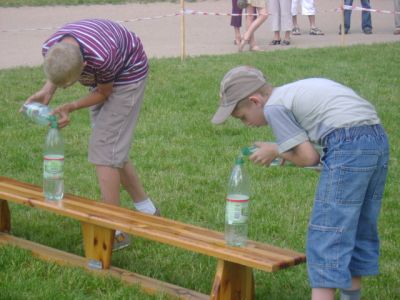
[88,78,147,168]
[249,0,266,8]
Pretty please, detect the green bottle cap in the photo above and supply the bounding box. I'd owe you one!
[49,115,58,128]
[241,146,256,156]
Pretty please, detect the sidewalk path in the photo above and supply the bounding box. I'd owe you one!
[0,0,398,69]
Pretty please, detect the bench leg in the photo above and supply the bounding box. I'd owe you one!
[81,222,114,269]
[0,200,11,233]
[210,259,254,300]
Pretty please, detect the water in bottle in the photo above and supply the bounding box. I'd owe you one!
[225,156,250,247]
[43,116,64,201]
[22,102,52,126]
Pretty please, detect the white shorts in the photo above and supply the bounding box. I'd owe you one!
[291,0,316,16]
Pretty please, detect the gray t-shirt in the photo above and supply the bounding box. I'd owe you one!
[264,78,380,153]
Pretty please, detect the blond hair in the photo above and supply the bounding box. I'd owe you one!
[43,42,83,87]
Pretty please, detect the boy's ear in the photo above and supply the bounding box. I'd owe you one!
[248,94,263,107]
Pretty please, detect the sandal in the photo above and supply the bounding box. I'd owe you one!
[250,45,262,52]
[281,40,290,46]
[269,40,281,45]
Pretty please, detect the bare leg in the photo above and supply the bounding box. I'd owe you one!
[284,30,291,40]
[234,27,241,44]
[309,15,316,28]
[239,6,268,51]
[311,288,335,300]
[119,160,147,203]
[96,165,121,206]
[292,15,298,27]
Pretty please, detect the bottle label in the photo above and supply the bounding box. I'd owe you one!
[226,195,249,224]
[44,155,64,179]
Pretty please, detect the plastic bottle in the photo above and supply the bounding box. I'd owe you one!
[225,156,250,247]
[43,116,64,201]
[242,145,323,170]
[21,102,52,126]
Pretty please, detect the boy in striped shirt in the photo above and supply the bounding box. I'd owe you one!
[24,19,159,250]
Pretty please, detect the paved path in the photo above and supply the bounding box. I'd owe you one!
[0,0,398,69]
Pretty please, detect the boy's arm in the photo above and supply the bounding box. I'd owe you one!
[24,80,58,106]
[280,141,320,167]
[53,82,113,128]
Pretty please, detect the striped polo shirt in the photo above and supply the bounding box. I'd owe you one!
[42,19,148,86]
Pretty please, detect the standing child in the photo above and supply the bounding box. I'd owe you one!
[212,66,389,300]
[23,19,160,251]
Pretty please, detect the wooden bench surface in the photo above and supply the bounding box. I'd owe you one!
[0,176,305,273]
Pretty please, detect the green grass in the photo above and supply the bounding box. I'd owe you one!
[0,0,181,8]
[0,43,400,299]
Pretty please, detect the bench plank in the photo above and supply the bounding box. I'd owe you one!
[0,176,305,273]
[0,232,209,300]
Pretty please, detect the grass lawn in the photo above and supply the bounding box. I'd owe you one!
[0,43,399,299]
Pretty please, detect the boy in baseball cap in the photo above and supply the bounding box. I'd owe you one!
[212,66,389,300]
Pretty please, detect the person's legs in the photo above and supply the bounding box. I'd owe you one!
[231,0,243,44]
[395,0,400,33]
[344,0,353,31]
[269,0,281,42]
[281,0,293,42]
[361,0,372,32]
[308,125,388,296]
[96,165,121,206]
[239,5,268,50]
[119,161,147,202]
[291,0,300,33]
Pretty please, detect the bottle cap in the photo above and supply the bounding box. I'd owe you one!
[49,115,58,128]
[241,146,256,156]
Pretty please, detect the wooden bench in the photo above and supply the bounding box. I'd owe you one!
[0,176,306,299]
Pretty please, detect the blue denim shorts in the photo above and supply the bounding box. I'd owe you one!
[307,124,389,289]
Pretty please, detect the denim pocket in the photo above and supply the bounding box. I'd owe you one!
[307,223,342,269]
[336,164,377,205]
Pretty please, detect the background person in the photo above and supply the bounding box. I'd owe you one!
[341,0,373,34]
[394,0,400,34]
[291,0,324,35]
[231,0,243,45]
[24,19,160,251]
[238,0,268,52]
[269,0,293,45]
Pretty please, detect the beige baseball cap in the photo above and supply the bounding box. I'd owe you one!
[211,66,266,124]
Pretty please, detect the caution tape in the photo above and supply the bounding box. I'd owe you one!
[0,6,399,33]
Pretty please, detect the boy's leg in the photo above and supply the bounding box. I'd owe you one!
[307,125,388,293]
[119,161,147,202]
[96,165,121,206]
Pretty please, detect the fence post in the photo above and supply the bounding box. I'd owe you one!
[180,0,186,61]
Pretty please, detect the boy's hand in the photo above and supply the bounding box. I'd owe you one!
[250,142,279,166]
[20,80,57,112]
[52,103,76,129]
